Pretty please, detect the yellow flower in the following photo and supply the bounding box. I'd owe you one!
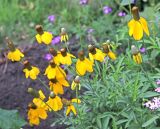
[6,37,24,62]
[62,98,81,116]
[59,48,76,65]
[23,61,40,80]
[46,95,63,111]
[49,77,69,95]
[44,61,66,79]
[102,43,116,60]
[76,51,94,75]
[35,25,53,45]
[28,103,47,126]
[60,28,69,43]
[88,45,105,62]
[33,90,47,109]
[128,6,149,40]
[7,49,24,62]
[71,76,81,90]
[49,48,61,65]
[131,45,142,64]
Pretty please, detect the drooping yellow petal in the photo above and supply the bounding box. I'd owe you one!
[35,34,42,44]
[76,59,86,76]
[66,106,71,116]
[57,77,69,87]
[107,51,116,60]
[41,32,53,45]
[37,108,48,119]
[133,21,143,40]
[70,105,77,115]
[71,81,77,90]
[139,17,150,36]
[53,82,64,95]
[71,98,81,103]
[128,19,135,36]
[55,96,63,110]
[38,90,45,100]
[84,58,94,73]
[133,53,142,64]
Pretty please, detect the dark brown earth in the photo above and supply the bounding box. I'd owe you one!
[0,43,70,129]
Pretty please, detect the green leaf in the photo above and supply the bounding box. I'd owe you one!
[0,108,26,129]
[120,0,133,5]
[140,91,160,98]
[142,116,159,127]
[96,117,102,129]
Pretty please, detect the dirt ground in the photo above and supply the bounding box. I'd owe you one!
[0,43,69,129]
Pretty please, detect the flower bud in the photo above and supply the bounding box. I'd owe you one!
[28,102,37,109]
[28,88,39,98]
[131,45,139,55]
[61,28,66,34]
[49,91,55,98]
[74,76,80,83]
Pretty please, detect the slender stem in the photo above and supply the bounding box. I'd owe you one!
[37,77,50,91]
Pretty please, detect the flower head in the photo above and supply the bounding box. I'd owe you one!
[49,77,69,95]
[28,103,48,125]
[140,47,146,53]
[60,28,69,43]
[62,98,81,116]
[58,48,76,65]
[144,97,160,110]
[156,79,160,85]
[52,36,61,45]
[118,11,126,17]
[23,61,40,80]
[79,0,88,5]
[103,6,112,14]
[46,95,63,111]
[48,15,55,23]
[44,60,66,79]
[71,76,81,90]
[44,53,52,61]
[128,6,149,40]
[88,45,105,62]
[6,37,24,62]
[131,45,142,64]
[102,43,116,60]
[35,25,53,45]
[76,51,94,75]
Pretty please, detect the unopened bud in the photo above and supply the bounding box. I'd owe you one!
[28,88,39,98]
[74,76,80,83]
[61,28,66,34]
[50,92,55,98]
[28,103,37,109]
[131,45,139,55]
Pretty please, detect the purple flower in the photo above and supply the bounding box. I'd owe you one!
[44,53,52,61]
[48,15,55,23]
[155,87,160,93]
[140,47,146,53]
[51,36,61,45]
[144,97,160,110]
[118,11,126,17]
[103,6,112,14]
[156,79,160,85]
[87,28,94,33]
[79,0,88,5]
